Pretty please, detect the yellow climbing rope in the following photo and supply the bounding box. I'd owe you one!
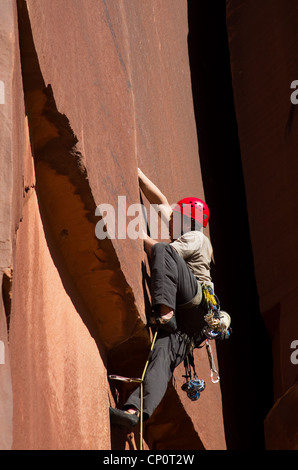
[109,328,159,450]
[139,328,158,449]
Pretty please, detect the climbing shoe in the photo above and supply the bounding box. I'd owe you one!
[155,314,177,333]
[109,407,139,427]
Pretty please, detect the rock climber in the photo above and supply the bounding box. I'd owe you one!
[109,168,231,427]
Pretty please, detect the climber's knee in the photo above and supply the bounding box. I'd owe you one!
[151,242,168,256]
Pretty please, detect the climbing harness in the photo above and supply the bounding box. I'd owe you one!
[182,352,206,401]
[179,280,202,310]
[109,328,159,451]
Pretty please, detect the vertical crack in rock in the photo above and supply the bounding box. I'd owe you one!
[187,0,273,450]
[16,0,147,354]
[2,269,13,332]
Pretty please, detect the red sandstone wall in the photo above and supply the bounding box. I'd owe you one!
[5,0,297,452]
[0,0,24,450]
[0,0,226,450]
[226,0,298,450]
[11,186,111,449]
[24,0,205,311]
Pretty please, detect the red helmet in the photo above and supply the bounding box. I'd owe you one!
[172,197,210,228]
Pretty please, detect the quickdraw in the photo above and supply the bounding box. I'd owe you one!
[205,339,220,384]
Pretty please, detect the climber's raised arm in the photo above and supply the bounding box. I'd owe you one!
[142,231,158,257]
[137,168,172,222]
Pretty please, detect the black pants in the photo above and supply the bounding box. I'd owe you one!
[150,242,198,311]
[123,243,202,419]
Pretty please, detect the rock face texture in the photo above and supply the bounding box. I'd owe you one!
[0,0,24,450]
[1,0,226,450]
[1,0,296,451]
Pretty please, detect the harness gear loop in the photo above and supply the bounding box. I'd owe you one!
[201,284,231,340]
[178,280,202,310]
